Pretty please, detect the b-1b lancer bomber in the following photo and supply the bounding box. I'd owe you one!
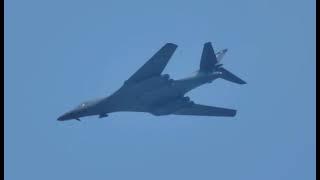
[57,42,246,121]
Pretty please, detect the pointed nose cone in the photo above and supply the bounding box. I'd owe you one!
[57,111,75,121]
[57,113,68,121]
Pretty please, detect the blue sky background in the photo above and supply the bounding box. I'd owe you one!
[5,0,315,179]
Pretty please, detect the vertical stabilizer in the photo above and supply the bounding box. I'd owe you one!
[200,42,217,73]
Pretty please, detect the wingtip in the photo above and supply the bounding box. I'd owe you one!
[240,80,247,85]
[232,110,237,117]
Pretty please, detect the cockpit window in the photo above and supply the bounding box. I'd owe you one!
[77,103,87,108]
[75,98,101,109]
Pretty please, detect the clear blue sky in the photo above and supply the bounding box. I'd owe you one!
[5,0,315,179]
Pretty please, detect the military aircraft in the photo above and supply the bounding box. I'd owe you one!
[57,42,246,121]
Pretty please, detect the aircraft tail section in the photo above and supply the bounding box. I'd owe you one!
[199,42,217,73]
[219,67,246,84]
[199,42,246,85]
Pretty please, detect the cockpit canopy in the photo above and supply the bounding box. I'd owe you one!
[75,98,102,109]
[78,102,88,108]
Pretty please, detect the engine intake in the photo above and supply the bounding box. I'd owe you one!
[162,74,170,79]
[182,96,190,102]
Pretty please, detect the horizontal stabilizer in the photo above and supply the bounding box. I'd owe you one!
[219,67,246,84]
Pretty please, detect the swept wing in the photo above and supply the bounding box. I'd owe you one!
[126,43,178,84]
[173,103,237,117]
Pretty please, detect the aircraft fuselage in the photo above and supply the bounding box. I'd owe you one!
[57,42,245,121]
[97,72,220,115]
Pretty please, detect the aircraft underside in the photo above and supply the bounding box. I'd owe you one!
[109,74,218,115]
[57,42,244,121]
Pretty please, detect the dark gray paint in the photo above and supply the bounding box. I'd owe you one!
[57,42,246,121]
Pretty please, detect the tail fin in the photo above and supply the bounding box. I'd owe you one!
[200,42,217,73]
[199,42,246,85]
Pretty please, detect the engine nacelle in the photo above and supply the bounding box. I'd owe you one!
[182,96,190,102]
[162,74,170,80]
[151,97,194,116]
[99,113,108,118]
[181,97,194,105]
